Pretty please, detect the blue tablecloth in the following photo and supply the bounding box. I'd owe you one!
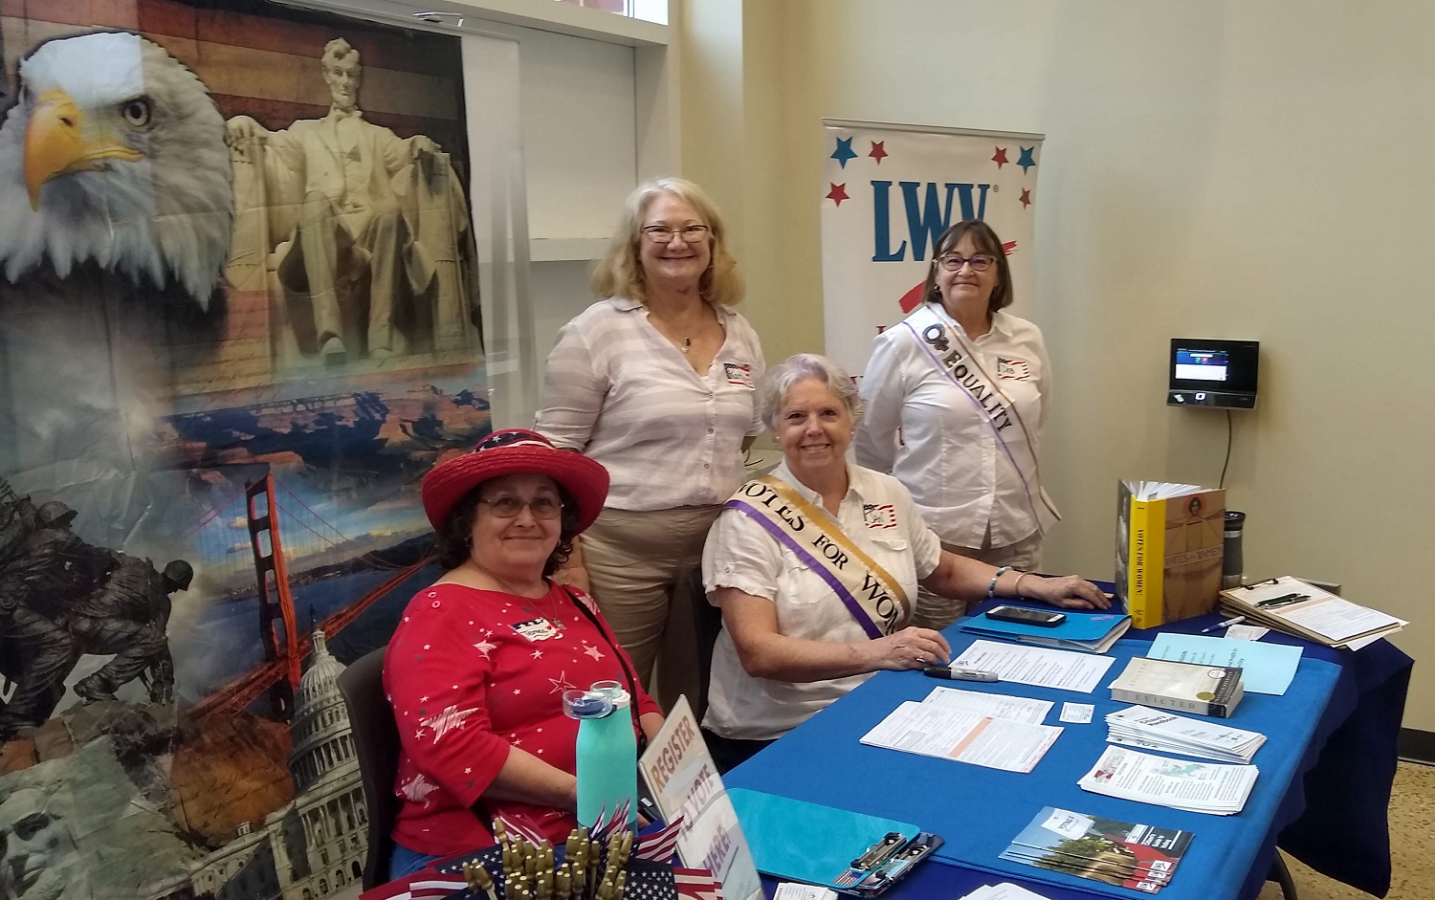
[731,602,1412,900]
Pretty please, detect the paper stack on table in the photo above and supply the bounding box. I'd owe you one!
[955,884,1053,900]
[949,640,1117,694]
[920,685,1054,724]
[1105,705,1267,763]
[1077,746,1259,814]
[1219,576,1405,650]
[860,701,1063,773]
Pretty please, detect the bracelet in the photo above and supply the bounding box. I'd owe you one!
[987,566,1012,600]
[1012,571,1032,599]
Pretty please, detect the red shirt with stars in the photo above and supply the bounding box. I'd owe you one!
[383,581,660,857]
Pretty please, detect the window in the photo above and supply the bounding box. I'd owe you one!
[303,890,312,900]
[352,861,363,880]
[335,868,346,886]
[319,879,329,894]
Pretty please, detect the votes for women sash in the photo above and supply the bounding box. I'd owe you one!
[724,476,909,639]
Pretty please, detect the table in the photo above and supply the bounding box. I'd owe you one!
[728,601,1411,900]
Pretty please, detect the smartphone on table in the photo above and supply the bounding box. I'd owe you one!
[985,605,1066,627]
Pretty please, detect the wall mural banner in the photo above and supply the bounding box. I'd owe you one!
[819,120,1044,376]
[0,1,490,898]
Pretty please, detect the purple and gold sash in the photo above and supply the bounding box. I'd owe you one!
[724,476,909,638]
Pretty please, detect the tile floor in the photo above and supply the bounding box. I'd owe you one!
[1256,761,1435,900]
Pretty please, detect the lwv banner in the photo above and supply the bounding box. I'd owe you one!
[820,120,1045,375]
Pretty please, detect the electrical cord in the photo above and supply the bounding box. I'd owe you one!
[1219,409,1233,489]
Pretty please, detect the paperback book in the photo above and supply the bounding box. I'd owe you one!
[1109,657,1244,718]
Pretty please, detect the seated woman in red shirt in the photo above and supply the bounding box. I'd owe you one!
[384,429,664,878]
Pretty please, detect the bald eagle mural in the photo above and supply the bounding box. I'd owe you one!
[0,31,232,534]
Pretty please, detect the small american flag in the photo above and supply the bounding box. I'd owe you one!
[633,815,686,862]
[359,874,467,900]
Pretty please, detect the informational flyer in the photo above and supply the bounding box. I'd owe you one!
[639,697,763,900]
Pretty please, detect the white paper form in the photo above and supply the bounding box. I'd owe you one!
[1224,624,1270,641]
[921,686,1054,724]
[958,883,1054,900]
[774,885,837,900]
[950,640,1117,693]
[1060,703,1094,724]
[1078,746,1259,814]
[861,701,1062,773]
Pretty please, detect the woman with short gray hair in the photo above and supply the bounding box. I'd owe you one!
[700,353,1107,772]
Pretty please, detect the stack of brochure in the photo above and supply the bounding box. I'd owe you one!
[1219,576,1406,650]
[1000,807,1193,894]
[1077,746,1259,815]
[1105,706,1266,764]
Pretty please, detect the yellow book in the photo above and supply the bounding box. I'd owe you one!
[1115,481,1225,628]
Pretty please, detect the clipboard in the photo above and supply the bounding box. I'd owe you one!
[728,789,943,897]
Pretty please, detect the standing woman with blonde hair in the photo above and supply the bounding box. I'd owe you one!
[536,177,764,702]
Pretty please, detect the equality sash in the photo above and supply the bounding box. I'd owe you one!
[902,308,1061,533]
[724,476,909,639]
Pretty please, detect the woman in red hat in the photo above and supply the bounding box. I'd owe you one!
[383,429,664,878]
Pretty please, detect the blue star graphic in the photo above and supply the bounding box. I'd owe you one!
[831,136,858,169]
[1018,146,1037,174]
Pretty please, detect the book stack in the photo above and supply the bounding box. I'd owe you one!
[999,807,1193,894]
[1078,746,1259,815]
[961,610,1131,654]
[1114,481,1225,628]
[1109,657,1244,718]
[1105,705,1266,763]
[1219,576,1406,650]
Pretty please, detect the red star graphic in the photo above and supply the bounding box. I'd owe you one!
[992,147,1009,168]
[869,141,888,164]
[1020,188,1032,209]
[826,183,850,206]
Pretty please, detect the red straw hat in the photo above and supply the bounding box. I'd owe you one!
[421,429,609,533]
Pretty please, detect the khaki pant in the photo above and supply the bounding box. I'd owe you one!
[580,506,722,711]
[911,528,1044,630]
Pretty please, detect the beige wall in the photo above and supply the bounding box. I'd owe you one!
[680,0,1434,728]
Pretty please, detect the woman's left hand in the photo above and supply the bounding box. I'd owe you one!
[1024,575,1111,610]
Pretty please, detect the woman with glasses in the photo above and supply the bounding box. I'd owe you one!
[855,220,1061,629]
[536,178,765,704]
[383,429,663,878]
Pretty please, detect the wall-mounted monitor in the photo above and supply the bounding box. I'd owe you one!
[1168,339,1259,409]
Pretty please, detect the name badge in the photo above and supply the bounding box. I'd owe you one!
[997,357,1032,381]
[724,363,754,388]
[511,618,561,642]
[862,503,898,529]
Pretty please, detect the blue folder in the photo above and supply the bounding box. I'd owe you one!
[961,609,1131,651]
[729,788,921,892]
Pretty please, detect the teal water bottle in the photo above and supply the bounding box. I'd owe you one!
[565,681,638,829]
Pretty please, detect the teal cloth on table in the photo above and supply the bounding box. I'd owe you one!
[724,630,1342,900]
[728,789,919,890]
[1147,633,1303,695]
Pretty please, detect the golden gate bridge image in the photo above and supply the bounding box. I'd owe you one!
[180,472,432,724]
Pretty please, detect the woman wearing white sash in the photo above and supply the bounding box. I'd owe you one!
[855,219,1058,630]
[701,354,1106,772]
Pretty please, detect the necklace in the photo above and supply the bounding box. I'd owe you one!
[682,337,692,354]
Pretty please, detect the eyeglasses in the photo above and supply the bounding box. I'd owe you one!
[937,254,996,272]
[642,224,710,244]
[478,497,563,519]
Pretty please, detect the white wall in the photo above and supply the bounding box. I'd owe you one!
[681,0,1435,727]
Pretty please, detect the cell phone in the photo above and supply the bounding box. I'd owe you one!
[986,605,1066,627]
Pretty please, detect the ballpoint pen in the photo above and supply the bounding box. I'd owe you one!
[1258,592,1309,607]
[1201,615,1246,633]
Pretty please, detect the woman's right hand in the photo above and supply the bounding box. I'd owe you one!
[867,627,952,671]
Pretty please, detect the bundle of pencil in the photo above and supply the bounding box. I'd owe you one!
[466,820,636,900]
